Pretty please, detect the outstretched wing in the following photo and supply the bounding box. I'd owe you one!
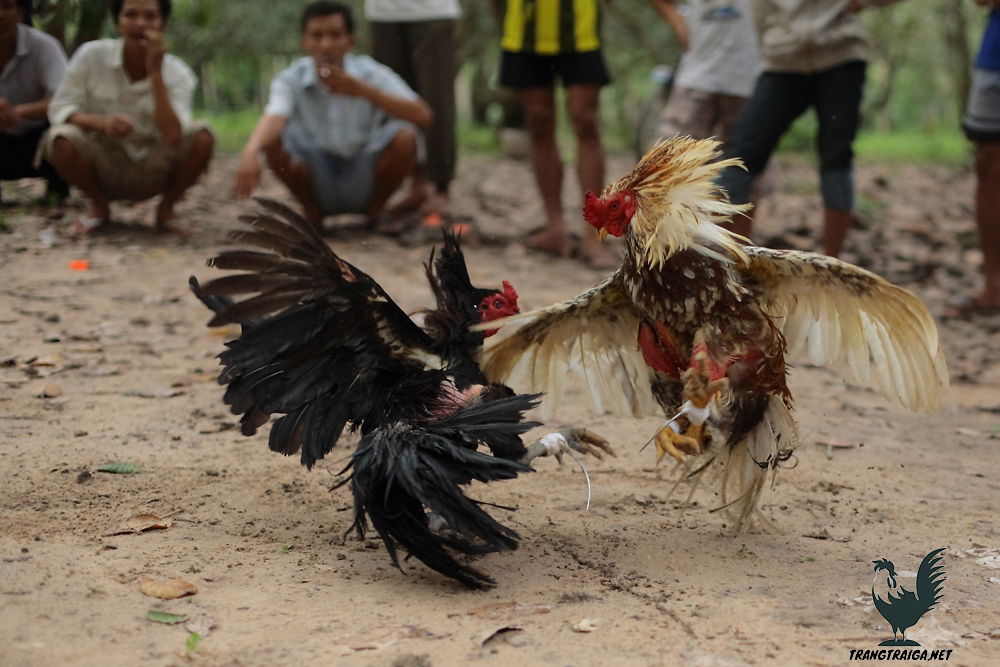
[195,199,442,468]
[743,247,948,412]
[476,272,656,419]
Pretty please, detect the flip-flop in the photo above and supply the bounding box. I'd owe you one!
[70,216,109,236]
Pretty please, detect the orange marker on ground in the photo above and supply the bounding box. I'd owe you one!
[69,260,89,271]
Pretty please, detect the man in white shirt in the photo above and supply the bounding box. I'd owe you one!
[233,1,432,232]
[649,0,760,147]
[0,0,69,203]
[42,0,214,235]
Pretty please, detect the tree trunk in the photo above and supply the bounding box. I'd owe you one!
[942,1,973,117]
[71,0,109,53]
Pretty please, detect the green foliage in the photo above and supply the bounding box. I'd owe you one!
[195,109,259,153]
[186,632,201,653]
[854,129,970,165]
[38,0,988,160]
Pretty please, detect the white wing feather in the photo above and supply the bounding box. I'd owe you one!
[745,247,948,412]
[476,273,656,419]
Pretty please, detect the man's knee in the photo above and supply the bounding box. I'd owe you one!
[49,136,77,163]
[389,128,418,156]
[192,129,215,155]
[568,105,599,142]
[524,108,557,142]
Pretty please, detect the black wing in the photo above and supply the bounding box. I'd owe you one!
[345,393,541,589]
[193,199,446,468]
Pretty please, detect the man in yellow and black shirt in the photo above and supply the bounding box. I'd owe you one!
[497,0,614,268]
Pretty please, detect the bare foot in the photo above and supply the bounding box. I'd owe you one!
[418,190,451,217]
[523,226,572,258]
[578,234,618,270]
[386,188,428,217]
[70,205,111,236]
[942,292,1000,318]
[155,205,195,237]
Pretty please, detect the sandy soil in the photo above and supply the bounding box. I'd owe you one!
[2,153,1000,667]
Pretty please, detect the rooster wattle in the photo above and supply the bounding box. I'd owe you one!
[476,137,948,530]
[191,199,612,587]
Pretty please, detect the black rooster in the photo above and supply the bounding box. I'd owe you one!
[871,548,947,646]
[190,199,611,588]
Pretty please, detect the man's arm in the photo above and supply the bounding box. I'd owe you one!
[13,98,52,121]
[649,0,689,51]
[233,113,288,199]
[323,68,433,128]
[145,29,183,146]
[50,45,133,138]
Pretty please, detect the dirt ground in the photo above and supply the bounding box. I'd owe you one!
[2,152,1000,667]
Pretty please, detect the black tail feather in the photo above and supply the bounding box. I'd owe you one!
[347,394,539,589]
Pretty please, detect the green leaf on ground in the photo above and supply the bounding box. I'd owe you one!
[97,462,142,474]
[186,632,201,653]
[146,610,189,624]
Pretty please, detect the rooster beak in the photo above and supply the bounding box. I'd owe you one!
[596,228,609,241]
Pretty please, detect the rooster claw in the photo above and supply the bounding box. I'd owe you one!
[523,428,614,465]
[556,427,615,462]
[654,426,701,465]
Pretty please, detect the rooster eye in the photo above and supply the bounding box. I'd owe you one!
[610,201,619,210]
[494,300,503,308]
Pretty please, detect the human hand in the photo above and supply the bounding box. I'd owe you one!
[144,29,167,73]
[102,113,135,138]
[233,152,262,199]
[318,66,367,98]
[0,98,17,132]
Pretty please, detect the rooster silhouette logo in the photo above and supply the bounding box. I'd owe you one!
[871,548,946,646]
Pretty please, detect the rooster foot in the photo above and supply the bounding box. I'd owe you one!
[522,427,615,465]
[654,426,702,464]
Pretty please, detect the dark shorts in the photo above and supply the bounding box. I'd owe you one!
[0,123,68,197]
[282,120,416,216]
[963,68,1000,143]
[499,50,610,89]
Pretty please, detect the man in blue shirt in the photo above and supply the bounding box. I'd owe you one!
[951,1,1000,316]
[233,1,432,232]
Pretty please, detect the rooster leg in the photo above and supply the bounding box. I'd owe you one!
[654,422,702,464]
[676,337,731,443]
[520,427,615,465]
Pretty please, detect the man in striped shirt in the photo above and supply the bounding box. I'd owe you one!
[498,0,615,269]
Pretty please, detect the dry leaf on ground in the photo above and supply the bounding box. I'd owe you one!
[140,576,197,599]
[471,625,522,647]
[467,601,552,620]
[185,615,217,638]
[333,625,436,651]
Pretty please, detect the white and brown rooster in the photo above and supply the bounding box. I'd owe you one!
[476,137,948,530]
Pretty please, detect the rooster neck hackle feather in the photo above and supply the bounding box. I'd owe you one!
[608,137,751,269]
